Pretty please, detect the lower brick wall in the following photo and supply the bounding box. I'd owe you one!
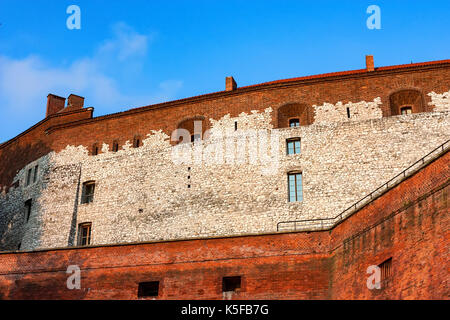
[0,152,448,300]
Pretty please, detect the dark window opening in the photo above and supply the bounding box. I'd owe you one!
[191,134,201,143]
[287,138,301,155]
[234,121,238,131]
[26,168,32,186]
[379,258,392,281]
[92,144,99,156]
[222,276,241,292]
[17,242,21,250]
[133,136,141,148]
[78,222,92,246]
[289,119,300,127]
[138,281,159,298]
[33,165,39,183]
[288,172,303,202]
[400,106,412,115]
[24,199,32,222]
[81,181,95,204]
[112,141,119,152]
[346,107,351,118]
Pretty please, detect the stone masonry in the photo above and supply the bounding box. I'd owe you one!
[0,89,449,251]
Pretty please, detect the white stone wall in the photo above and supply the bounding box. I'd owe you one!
[1,92,450,251]
[428,90,450,112]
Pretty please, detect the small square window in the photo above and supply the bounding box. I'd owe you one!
[289,119,300,127]
[138,281,159,298]
[401,106,412,115]
[222,276,241,292]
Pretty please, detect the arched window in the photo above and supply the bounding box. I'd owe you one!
[175,116,207,144]
[389,90,425,116]
[278,103,313,128]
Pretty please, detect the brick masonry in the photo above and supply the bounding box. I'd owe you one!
[0,61,449,251]
[0,150,447,300]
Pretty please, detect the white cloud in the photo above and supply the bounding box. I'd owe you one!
[0,22,182,122]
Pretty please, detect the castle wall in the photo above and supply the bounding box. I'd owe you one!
[0,96,449,251]
[0,150,447,300]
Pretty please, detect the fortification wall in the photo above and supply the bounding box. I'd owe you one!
[0,150,447,300]
[0,91,449,251]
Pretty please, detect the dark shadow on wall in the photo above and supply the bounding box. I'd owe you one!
[0,141,52,251]
[67,165,82,247]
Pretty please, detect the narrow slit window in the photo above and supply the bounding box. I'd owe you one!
[133,136,141,148]
[92,144,99,156]
[33,165,39,183]
[234,121,238,131]
[289,118,300,127]
[346,107,351,118]
[222,276,241,292]
[138,281,159,298]
[81,181,95,204]
[287,138,301,155]
[112,141,119,152]
[288,172,303,202]
[77,222,92,246]
[24,199,32,222]
[26,168,32,186]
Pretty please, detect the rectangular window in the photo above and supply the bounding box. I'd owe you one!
[33,165,38,183]
[222,276,241,293]
[401,106,412,115]
[346,107,351,118]
[26,168,32,186]
[112,141,119,152]
[138,281,159,298]
[287,138,301,155]
[81,182,95,204]
[288,172,303,202]
[24,199,32,222]
[78,223,92,246]
[379,258,392,281]
[289,119,300,127]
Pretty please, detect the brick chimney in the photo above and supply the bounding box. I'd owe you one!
[46,94,66,117]
[366,55,375,72]
[226,76,237,91]
[67,94,85,110]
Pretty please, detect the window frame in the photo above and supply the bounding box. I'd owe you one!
[77,222,92,246]
[286,138,301,155]
[289,118,300,127]
[137,281,160,298]
[81,181,96,204]
[400,106,413,115]
[288,172,303,202]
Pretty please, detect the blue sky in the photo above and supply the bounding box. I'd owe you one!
[0,0,449,142]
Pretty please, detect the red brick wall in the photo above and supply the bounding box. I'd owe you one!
[0,151,447,300]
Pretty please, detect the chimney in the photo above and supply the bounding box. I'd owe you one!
[46,94,66,117]
[226,76,237,91]
[366,55,375,72]
[67,94,85,109]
